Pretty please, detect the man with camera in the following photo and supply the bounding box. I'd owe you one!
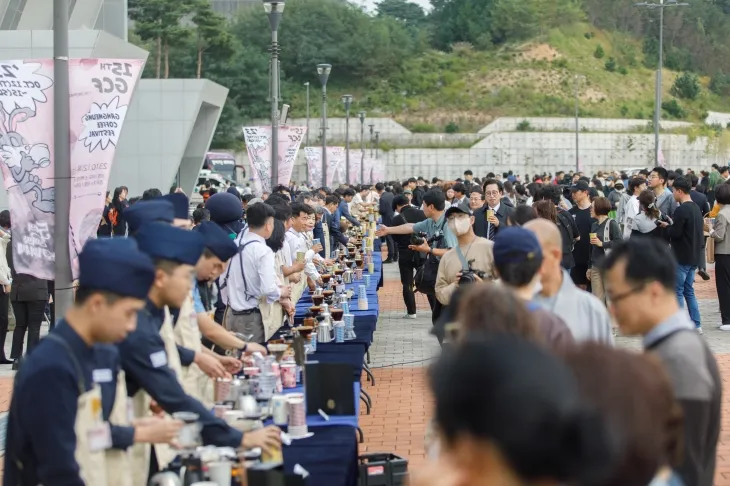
[433,202,495,342]
[376,190,457,328]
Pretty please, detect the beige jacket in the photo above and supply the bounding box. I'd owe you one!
[435,236,495,305]
[711,205,730,255]
[0,231,11,285]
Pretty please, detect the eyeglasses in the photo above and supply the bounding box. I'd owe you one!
[485,191,500,197]
[607,284,647,304]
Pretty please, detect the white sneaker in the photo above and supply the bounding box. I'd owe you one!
[720,325,730,332]
[404,314,417,319]
[697,327,704,335]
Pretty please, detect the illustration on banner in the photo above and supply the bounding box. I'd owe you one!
[0,61,54,213]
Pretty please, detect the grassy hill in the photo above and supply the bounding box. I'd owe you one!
[286,23,730,133]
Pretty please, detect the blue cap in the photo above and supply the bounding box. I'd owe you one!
[226,186,242,199]
[125,200,174,233]
[206,192,243,225]
[161,193,189,220]
[194,221,237,261]
[493,226,543,265]
[135,222,205,265]
[78,239,155,300]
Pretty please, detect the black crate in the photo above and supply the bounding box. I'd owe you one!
[358,453,408,486]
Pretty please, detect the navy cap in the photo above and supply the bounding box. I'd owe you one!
[79,238,155,300]
[571,180,590,192]
[194,221,238,261]
[161,193,190,220]
[493,226,542,265]
[135,222,205,265]
[226,186,242,199]
[444,201,472,218]
[206,192,243,224]
[125,200,175,233]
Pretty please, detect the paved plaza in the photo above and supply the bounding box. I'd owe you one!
[1,258,730,481]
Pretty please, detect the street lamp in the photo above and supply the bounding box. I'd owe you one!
[317,63,331,187]
[263,0,285,190]
[635,0,689,165]
[374,131,380,160]
[358,111,366,183]
[573,74,585,173]
[342,95,353,183]
[368,123,374,158]
[304,82,310,147]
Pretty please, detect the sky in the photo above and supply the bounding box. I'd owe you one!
[353,0,432,14]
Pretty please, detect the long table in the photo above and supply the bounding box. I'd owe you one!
[268,253,383,486]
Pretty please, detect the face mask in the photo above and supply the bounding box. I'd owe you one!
[449,217,471,236]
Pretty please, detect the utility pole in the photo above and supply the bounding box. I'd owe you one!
[264,0,285,190]
[358,111,366,184]
[635,0,689,164]
[342,95,353,184]
[574,75,583,173]
[305,82,310,147]
[54,0,73,319]
[317,64,331,187]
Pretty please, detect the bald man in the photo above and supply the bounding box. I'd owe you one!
[525,220,614,345]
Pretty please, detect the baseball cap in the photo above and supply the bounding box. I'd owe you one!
[444,201,472,218]
[571,180,590,192]
[493,226,542,265]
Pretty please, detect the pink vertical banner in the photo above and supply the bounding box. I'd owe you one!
[0,60,56,280]
[303,146,345,187]
[348,151,362,185]
[371,159,386,183]
[243,125,306,194]
[361,156,375,184]
[69,59,144,277]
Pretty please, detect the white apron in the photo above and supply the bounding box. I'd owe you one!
[129,310,184,485]
[105,370,133,486]
[173,293,214,408]
[261,252,286,341]
[40,334,109,486]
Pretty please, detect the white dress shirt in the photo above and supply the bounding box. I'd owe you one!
[285,228,321,281]
[225,231,281,311]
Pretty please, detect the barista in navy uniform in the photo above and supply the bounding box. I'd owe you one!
[118,223,280,482]
[3,238,156,486]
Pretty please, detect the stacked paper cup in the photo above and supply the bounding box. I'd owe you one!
[341,301,350,314]
[287,394,308,438]
[344,313,357,340]
[364,274,371,287]
[334,321,345,343]
[358,285,368,311]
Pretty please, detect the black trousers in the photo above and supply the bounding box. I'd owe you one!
[427,294,445,345]
[386,235,398,261]
[10,300,46,359]
[0,290,8,359]
[397,252,418,315]
[716,254,730,325]
[47,281,55,329]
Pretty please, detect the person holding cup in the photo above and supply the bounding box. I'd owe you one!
[708,183,730,330]
[588,197,622,305]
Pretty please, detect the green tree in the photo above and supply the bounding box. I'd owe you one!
[491,0,539,42]
[594,44,605,59]
[670,72,701,100]
[376,0,426,26]
[190,0,234,79]
[428,0,496,49]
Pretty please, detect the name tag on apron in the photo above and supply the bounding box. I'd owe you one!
[127,397,135,423]
[88,422,112,452]
[150,350,168,368]
[92,369,113,383]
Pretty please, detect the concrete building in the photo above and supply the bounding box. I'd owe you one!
[0,0,228,208]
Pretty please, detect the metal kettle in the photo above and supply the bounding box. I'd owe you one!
[148,472,182,486]
[317,321,334,343]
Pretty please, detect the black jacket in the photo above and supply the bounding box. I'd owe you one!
[391,206,427,251]
[691,190,711,216]
[473,202,515,240]
[379,191,395,226]
[412,187,425,207]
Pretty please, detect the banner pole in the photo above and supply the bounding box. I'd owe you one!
[53,0,73,318]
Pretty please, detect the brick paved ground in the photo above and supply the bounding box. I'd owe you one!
[0,259,728,481]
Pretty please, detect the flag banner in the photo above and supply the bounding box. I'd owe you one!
[303,146,345,186]
[242,125,307,195]
[0,58,144,280]
[69,59,144,278]
[657,148,666,168]
[348,151,362,185]
[371,158,386,183]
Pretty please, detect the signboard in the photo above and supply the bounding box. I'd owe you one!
[242,125,306,194]
[303,146,345,186]
[0,58,143,280]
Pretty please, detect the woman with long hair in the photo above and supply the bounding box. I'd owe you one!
[533,199,557,223]
[110,186,128,236]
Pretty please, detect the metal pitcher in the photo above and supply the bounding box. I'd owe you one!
[317,321,334,343]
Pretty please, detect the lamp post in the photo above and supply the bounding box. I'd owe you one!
[263,0,285,190]
[359,111,366,183]
[342,95,353,183]
[374,131,380,160]
[635,0,688,164]
[304,82,310,147]
[54,0,73,317]
[317,64,331,187]
[573,74,585,173]
[368,123,374,158]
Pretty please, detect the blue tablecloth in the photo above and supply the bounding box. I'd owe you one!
[268,383,360,486]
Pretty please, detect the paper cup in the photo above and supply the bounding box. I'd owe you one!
[272,394,289,426]
[589,233,597,239]
[243,367,260,377]
[280,363,297,389]
[206,462,232,486]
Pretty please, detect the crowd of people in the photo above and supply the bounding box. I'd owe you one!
[1,161,729,486]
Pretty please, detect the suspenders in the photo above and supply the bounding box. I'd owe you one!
[220,228,261,302]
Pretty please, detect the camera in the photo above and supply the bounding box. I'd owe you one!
[654,213,673,227]
[459,260,487,285]
[410,231,428,246]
